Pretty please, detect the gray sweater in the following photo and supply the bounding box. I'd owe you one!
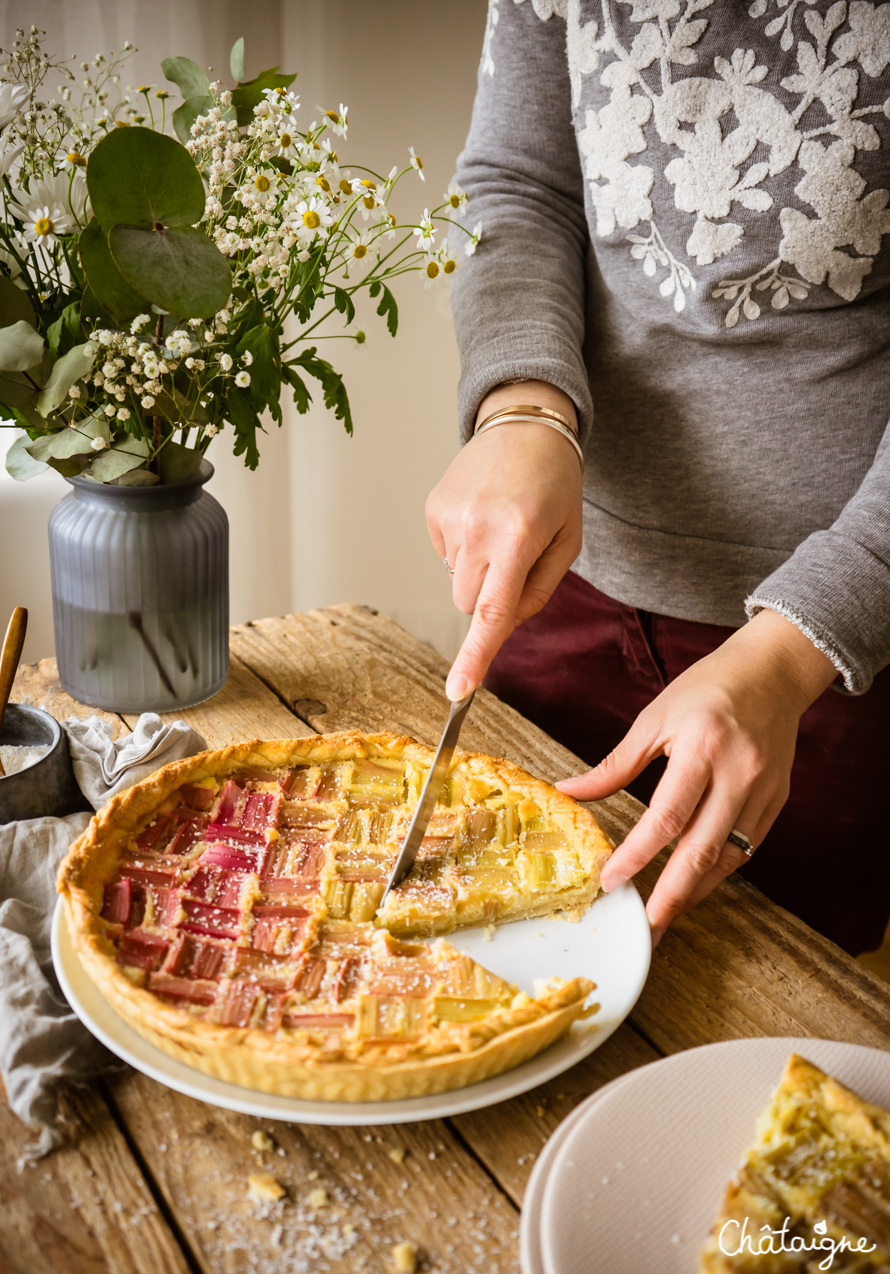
[450,0,890,693]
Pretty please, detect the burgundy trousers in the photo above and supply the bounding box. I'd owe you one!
[484,571,890,956]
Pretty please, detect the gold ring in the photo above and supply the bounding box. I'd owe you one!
[727,828,755,857]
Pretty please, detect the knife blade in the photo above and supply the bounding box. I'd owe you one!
[381,690,476,899]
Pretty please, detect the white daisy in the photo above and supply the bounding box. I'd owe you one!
[22,204,66,248]
[409,146,425,182]
[0,82,28,130]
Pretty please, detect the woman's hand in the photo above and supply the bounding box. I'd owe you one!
[556,609,838,945]
[426,381,583,702]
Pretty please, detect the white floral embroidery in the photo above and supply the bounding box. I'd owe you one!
[507,0,890,324]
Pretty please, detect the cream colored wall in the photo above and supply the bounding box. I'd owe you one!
[0,0,483,665]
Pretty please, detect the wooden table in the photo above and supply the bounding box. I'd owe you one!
[6,605,890,1274]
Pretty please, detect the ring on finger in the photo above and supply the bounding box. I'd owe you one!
[442,556,455,577]
[726,827,756,858]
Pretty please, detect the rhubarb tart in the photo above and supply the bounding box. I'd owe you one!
[57,731,613,1101]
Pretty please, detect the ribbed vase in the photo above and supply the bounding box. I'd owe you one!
[49,459,228,712]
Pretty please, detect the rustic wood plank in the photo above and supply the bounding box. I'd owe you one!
[108,1070,521,1274]
[12,659,125,737]
[450,1022,660,1207]
[0,1082,191,1274]
[231,608,890,1055]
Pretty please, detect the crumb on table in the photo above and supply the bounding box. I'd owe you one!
[247,1171,286,1201]
[392,1240,418,1272]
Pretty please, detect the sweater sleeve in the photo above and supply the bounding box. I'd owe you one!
[745,418,890,694]
[449,0,592,444]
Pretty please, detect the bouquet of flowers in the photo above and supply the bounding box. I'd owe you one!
[0,27,480,485]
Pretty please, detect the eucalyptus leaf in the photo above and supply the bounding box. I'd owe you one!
[87,127,206,231]
[5,431,48,480]
[158,439,204,485]
[79,219,148,321]
[46,453,90,478]
[26,413,108,461]
[87,438,150,482]
[230,38,245,83]
[46,302,83,358]
[232,67,296,126]
[161,56,212,102]
[0,320,45,372]
[110,224,232,319]
[172,94,213,145]
[36,343,94,417]
[0,370,42,414]
[0,275,34,328]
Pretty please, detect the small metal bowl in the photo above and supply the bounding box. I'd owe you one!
[0,703,85,824]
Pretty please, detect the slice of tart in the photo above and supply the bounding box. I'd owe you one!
[58,731,611,1101]
[699,1054,890,1273]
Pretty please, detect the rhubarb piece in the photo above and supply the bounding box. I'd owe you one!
[117,930,169,971]
[231,768,280,785]
[180,899,242,940]
[119,855,181,888]
[261,877,318,901]
[200,843,259,872]
[281,1012,354,1031]
[204,822,265,847]
[334,956,363,1003]
[294,955,326,999]
[184,864,225,902]
[215,779,246,825]
[178,784,215,811]
[240,790,281,832]
[214,978,261,1028]
[147,972,218,1005]
[163,932,228,980]
[356,994,427,1039]
[101,878,133,925]
[279,766,320,798]
[149,886,182,927]
[292,842,326,877]
[259,843,290,877]
[134,812,177,852]
[166,817,208,855]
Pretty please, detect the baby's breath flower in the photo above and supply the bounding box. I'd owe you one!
[141,395,155,409]
[68,385,82,399]
[90,435,106,450]
[242,350,254,367]
[234,370,250,387]
[130,313,150,333]
[117,406,131,420]
[218,352,233,371]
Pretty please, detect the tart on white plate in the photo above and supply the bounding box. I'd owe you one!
[58,731,613,1101]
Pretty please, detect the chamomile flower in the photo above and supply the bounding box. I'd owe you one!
[275,128,297,157]
[350,231,372,261]
[0,81,28,130]
[22,204,65,247]
[250,170,278,203]
[295,195,333,238]
[465,222,483,256]
[446,180,468,213]
[414,209,435,252]
[409,146,425,182]
[323,103,348,137]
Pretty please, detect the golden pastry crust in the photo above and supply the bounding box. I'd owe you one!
[699,1054,890,1273]
[58,731,610,1102]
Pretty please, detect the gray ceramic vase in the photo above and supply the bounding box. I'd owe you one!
[48,459,228,712]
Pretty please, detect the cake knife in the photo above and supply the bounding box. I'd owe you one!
[381,690,476,899]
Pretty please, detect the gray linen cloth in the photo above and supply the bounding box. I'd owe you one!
[0,712,206,1165]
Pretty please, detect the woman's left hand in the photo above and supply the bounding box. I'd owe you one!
[555,609,839,945]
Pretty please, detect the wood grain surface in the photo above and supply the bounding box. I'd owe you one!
[8,605,890,1274]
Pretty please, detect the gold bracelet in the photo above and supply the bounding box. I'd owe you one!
[473,412,584,472]
[476,402,578,438]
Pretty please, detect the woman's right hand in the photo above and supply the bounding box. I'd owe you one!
[425,384,583,702]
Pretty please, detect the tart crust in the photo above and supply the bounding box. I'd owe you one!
[58,731,613,1102]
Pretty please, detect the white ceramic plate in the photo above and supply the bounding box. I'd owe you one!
[520,1072,635,1274]
[538,1036,890,1274]
[51,880,651,1126]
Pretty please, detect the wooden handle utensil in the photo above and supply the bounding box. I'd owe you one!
[0,607,28,778]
